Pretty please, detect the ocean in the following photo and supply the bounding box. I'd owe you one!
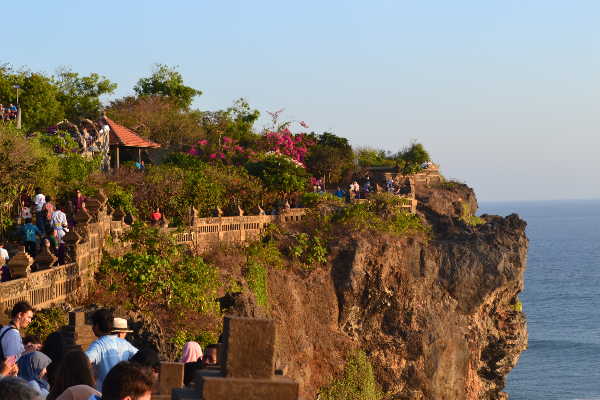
[479,200,600,400]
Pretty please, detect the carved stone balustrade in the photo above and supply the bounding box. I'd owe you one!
[8,247,33,278]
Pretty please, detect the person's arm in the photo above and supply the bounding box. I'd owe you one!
[126,342,139,359]
[85,341,100,365]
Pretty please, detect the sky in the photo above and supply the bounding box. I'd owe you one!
[3,1,599,202]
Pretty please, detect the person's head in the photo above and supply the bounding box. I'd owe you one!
[154,207,160,213]
[203,344,218,365]
[35,187,42,195]
[112,318,133,339]
[0,376,42,400]
[75,189,82,197]
[47,350,95,400]
[24,218,32,224]
[102,361,153,400]
[45,195,52,202]
[91,309,113,337]
[179,341,202,364]
[17,351,51,388]
[22,336,41,352]
[11,301,34,329]
[129,348,161,382]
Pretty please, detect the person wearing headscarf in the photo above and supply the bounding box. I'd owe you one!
[41,332,65,387]
[54,385,100,400]
[179,342,203,386]
[17,350,51,398]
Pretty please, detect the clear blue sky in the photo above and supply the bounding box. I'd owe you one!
[4,1,599,202]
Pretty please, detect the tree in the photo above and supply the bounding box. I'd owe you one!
[106,95,202,146]
[55,68,117,121]
[134,64,202,109]
[305,132,354,184]
[246,153,308,196]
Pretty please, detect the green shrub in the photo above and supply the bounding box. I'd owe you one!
[245,261,269,308]
[99,225,221,314]
[318,350,383,400]
[25,307,67,342]
[460,202,485,227]
[300,192,343,208]
[290,232,328,267]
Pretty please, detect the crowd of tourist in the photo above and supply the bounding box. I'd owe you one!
[0,303,222,399]
[0,188,87,282]
[0,103,18,121]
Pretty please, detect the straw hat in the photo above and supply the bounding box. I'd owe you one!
[112,318,133,333]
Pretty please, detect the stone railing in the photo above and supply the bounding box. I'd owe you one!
[0,191,130,313]
[173,208,306,250]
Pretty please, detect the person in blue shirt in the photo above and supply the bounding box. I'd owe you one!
[85,309,138,391]
[21,218,41,257]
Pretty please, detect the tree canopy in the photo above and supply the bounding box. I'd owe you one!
[134,64,202,109]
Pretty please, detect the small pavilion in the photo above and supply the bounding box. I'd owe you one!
[104,117,161,169]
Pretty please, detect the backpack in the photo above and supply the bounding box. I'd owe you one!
[0,325,17,360]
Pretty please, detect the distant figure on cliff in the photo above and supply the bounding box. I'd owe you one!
[51,205,69,245]
[150,208,162,226]
[0,242,9,282]
[22,218,42,257]
[72,189,87,213]
[85,309,138,391]
[33,188,46,235]
[0,302,35,361]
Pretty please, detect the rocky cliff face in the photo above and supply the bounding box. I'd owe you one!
[261,184,528,399]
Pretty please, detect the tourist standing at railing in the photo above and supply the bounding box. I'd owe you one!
[95,361,153,400]
[150,208,162,226]
[72,189,86,213]
[85,310,138,391]
[46,350,99,400]
[51,205,69,245]
[0,243,9,282]
[17,350,51,398]
[33,188,46,236]
[22,218,42,258]
[0,302,35,361]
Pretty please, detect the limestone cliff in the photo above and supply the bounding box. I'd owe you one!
[255,184,528,400]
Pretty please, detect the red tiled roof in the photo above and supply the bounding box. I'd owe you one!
[105,117,161,148]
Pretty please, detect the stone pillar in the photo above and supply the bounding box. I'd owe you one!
[35,245,57,270]
[62,229,82,265]
[8,246,33,278]
[159,362,185,396]
[190,316,299,400]
[63,311,96,351]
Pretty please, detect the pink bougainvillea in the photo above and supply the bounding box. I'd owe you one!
[263,130,314,164]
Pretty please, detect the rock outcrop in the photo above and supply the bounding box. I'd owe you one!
[247,184,528,399]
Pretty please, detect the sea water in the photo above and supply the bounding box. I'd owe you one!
[479,199,600,400]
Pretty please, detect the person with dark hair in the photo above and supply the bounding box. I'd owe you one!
[22,218,42,257]
[46,350,99,400]
[0,301,34,360]
[22,336,42,352]
[129,348,160,392]
[0,376,42,400]
[41,332,66,387]
[85,310,138,390]
[202,344,219,368]
[100,361,153,400]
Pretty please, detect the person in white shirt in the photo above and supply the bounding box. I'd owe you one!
[0,244,8,266]
[33,188,46,235]
[51,205,69,243]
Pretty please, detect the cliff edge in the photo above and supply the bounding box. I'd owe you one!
[255,183,528,399]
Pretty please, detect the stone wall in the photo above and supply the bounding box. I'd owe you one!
[0,192,128,313]
[0,205,305,313]
[173,208,306,251]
